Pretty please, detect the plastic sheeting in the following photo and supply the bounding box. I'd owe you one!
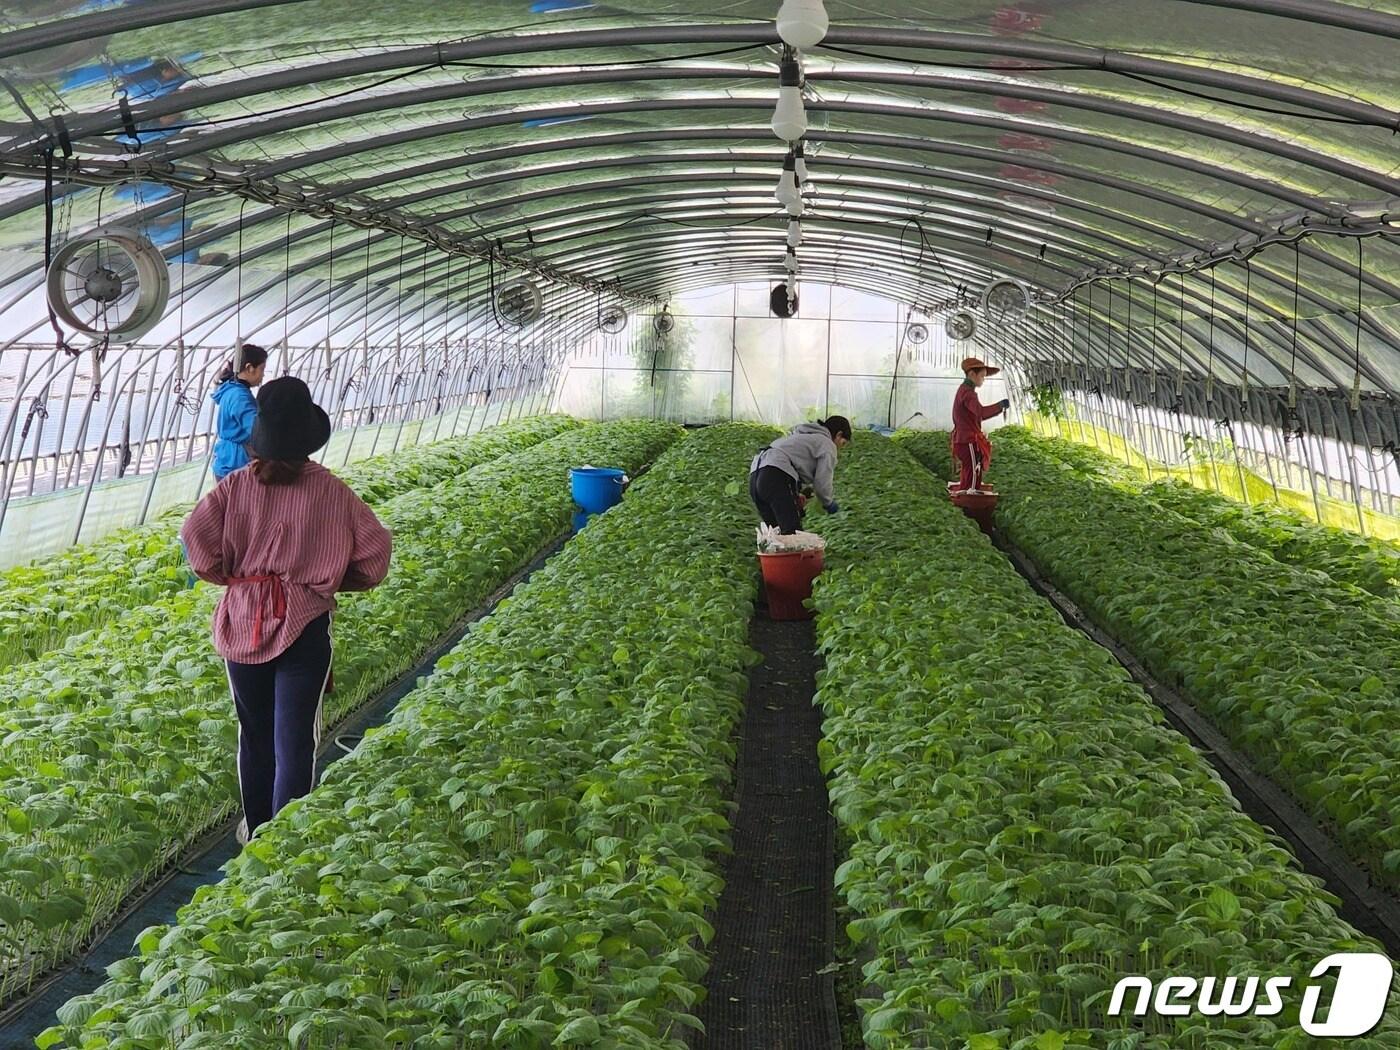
[553,280,1008,429]
[0,393,535,567]
[0,1,1394,525]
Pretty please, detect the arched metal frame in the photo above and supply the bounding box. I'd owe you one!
[0,2,1397,538]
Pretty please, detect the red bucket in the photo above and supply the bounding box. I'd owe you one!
[758,548,825,620]
[950,490,999,536]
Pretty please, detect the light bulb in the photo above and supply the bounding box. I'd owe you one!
[794,154,809,182]
[771,49,807,142]
[772,85,807,142]
[785,195,805,218]
[777,0,829,49]
[784,250,799,273]
[787,221,802,248]
[776,169,799,208]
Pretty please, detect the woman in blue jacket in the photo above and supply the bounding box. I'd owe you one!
[210,344,268,481]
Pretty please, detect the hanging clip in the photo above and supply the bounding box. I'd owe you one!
[1379,441,1400,473]
[91,342,105,401]
[115,90,141,154]
[48,109,73,160]
[173,338,185,394]
[20,398,48,441]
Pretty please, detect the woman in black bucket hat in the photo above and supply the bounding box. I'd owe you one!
[182,377,392,845]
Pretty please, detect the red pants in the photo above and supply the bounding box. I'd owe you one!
[952,439,987,491]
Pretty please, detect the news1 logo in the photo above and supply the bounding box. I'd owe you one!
[1107,953,1395,1037]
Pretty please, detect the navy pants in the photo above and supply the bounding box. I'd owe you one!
[750,466,803,535]
[226,613,332,836]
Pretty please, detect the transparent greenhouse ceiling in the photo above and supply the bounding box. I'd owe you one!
[0,0,1398,554]
[7,6,1400,1050]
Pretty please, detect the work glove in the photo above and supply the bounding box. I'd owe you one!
[999,398,1011,411]
[824,501,840,514]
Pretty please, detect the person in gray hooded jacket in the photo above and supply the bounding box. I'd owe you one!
[750,416,852,534]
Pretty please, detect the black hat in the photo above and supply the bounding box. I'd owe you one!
[248,376,331,461]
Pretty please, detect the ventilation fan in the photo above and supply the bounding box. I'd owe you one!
[652,309,676,337]
[494,277,543,327]
[598,305,628,335]
[905,322,929,345]
[946,309,978,342]
[770,283,798,318]
[46,226,170,343]
[981,278,1032,319]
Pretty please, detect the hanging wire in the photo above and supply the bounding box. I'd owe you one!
[1205,268,1217,401]
[395,234,406,356]
[1175,272,1186,405]
[234,198,249,342]
[282,210,292,364]
[90,184,113,355]
[420,245,430,353]
[1288,241,1302,415]
[325,220,335,350]
[40,146,76,355]
[443,252,453,356]
[1125,280,1134,371]
[1352,237,1365,411]
[1085,283,1096,391]
[1106,280,1116,369]
[1148,276,1159,394]
[362,228,372,349]
[174,192,190,404]
[1241,257,1251,402]
[177,193,189,345]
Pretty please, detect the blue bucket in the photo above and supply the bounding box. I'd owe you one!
[570,467,627,514]
[572,509,593,534]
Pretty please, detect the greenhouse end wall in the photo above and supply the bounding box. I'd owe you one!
[551,281,1008,429]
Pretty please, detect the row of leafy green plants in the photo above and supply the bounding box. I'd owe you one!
[1141,477,1400,598]
[899,426,1400,893]
[811,434,1400,1049]
[894,426,1399,599]
[41,422,778,1050]
[0,415,581,671]
[1001,428,1398,598]
[0,420,676,1007]
[971,428,1400,897]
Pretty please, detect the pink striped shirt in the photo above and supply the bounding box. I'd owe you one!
[181,462,392,664]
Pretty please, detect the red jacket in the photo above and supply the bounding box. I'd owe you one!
[182,463,392,664]
[952,379,1005,443]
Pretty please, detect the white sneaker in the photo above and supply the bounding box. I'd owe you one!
[235,817,250,846]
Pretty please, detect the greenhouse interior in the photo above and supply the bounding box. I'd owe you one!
[0,0,1398,1047]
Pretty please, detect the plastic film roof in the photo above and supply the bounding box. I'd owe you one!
[0,0,1397,399]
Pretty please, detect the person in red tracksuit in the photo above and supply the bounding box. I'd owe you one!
[950,356,1010,493]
